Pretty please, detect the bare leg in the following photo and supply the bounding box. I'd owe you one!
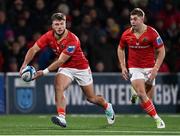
[80,83,107,108]
[131,79,158,117]
[131,79,148,102]
[51,73,72,128]
[132,80,165,128]
[81,83,115,124]
[145,83,154,100]
[54,73,72,114]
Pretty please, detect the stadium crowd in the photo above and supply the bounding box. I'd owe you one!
[0,0,179,73]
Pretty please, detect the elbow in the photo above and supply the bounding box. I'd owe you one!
[117,46,122,54]
[163,51,166,59]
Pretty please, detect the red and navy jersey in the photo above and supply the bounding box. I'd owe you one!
[36,30,89,69]
[118,26,164,68]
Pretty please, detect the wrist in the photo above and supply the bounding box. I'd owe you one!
[153,66,159,71]
[121,64,126,68]
[43,68,49,75]
[23,63,27,67]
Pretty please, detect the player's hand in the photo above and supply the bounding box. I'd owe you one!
[121,67,129,80]
[32,70,43,80]
[148,68,158,82]
[19,64,27,76]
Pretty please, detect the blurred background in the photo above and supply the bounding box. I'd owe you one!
[0,0,180,115]
[0,0,179,73]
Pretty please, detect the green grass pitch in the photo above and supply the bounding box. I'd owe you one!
[0,114,180,135]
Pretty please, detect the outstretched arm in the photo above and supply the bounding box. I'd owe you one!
[46,52,70,72]
[34,52,70,79]
[19,43,40,75]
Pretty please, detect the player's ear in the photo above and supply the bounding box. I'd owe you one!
[140,16,144,22]
[51,23,54,29]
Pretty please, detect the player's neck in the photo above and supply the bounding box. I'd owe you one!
[135,24,147,34]
[132,24,147,39]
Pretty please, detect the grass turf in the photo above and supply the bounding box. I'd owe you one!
[0,114,180,135]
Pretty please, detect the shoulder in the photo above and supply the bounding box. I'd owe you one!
[39,30,53,40]
[120,27,132,41]
[122,27,132,37]
[44,30,54,38]
[147,26,159,36]
[36,30,53,47]
[68,31,79,41]
[66,31,80,44]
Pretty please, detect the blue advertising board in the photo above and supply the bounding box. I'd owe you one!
[6,73,180,114]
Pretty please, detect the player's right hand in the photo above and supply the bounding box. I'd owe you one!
[121,67,129,80]
[19,64,27,76]
[32,70,43,80]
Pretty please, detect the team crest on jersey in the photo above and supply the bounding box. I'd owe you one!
[67,45,75,53]
[61,45,65,48]
[142,37,148,42]
[156,36,163,46]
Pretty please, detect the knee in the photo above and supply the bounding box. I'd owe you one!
[55,85,64,92]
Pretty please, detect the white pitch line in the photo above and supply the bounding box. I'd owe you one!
[37,114,180,118]
[69,114,180,118]
[64,130,180,134]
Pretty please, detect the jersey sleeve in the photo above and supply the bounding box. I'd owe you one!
[62,40,78,56]
[151,29,164,48]
[118,32,127,49]
[36,32,50,49]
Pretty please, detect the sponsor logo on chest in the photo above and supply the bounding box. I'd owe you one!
[129,37,150,49]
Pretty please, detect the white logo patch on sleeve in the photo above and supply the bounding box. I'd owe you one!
[66,45,75,53]
[156,36,163,46]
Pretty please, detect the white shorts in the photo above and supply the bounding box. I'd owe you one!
[57,67,93,86]
[129,68,155,86]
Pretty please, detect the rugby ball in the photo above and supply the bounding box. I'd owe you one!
[21,66,36,82]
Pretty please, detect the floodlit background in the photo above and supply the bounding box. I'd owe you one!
[0,0,179,72]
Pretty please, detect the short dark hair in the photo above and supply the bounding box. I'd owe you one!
[130,8,145,17]
[51,12,66,21]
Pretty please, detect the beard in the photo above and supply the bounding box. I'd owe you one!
[54,29,65,39]
[132,25,139,32]
[132,25,137,29]
[55,29,65,36]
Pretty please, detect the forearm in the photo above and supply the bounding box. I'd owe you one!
[22,48,36,66]
[43,53,70,74]
[22,44,40,67]
[154,47,165,70]
[46,59,64,72]
[117,47,126,68]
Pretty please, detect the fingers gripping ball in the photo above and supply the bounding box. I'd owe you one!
[21,66,36,82]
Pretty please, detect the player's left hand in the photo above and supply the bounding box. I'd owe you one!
[148,68,158,82]
[32,70,43,80]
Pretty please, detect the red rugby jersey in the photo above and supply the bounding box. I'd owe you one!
[119,26,164,68]
[36,30,89,69]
